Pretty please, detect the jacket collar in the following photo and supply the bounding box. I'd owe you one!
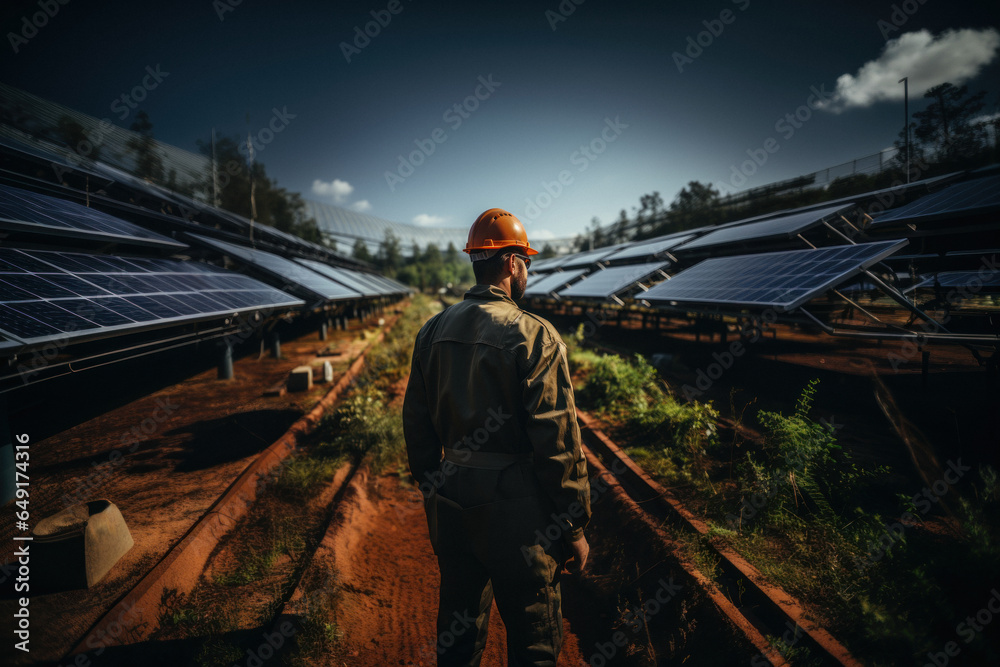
[464,283,518,307]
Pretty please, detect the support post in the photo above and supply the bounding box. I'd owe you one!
[218,340,234,380]
[271,332,282,360]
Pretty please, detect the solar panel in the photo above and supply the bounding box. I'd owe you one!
[186,234,361,302]
[868,174,1000,226]
[295,258,386,297]
[558,244,631,269]
[365,272,410,295]
[0,247,303,346]
[0,183,186,249]
[675,204,853,252]
[602,233,696,263]
[525,256,563,273]
[524,269,589,297]
[906,271,1000,292]
[643,240,908,311]
[556,262,669,300]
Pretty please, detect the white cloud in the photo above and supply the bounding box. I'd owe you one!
[311,178,354,203]
[350,199,372,212]
[412,213,448,227]
[818,28,1000,113]
[531,229,556,240]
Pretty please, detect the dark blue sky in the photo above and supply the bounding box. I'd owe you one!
[3,0,998,241]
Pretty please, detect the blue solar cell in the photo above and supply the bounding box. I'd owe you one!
[870,174,1000,225]
[188,234,362,302]
[643,240,907,310]
[557,262,669,300]
[524,269,589,297]
[6,301,101,332]
[0,183,185,249]
[603,234,696,263]
[0,305,62,337]
[58,299,133,326]
[0,274,78,299]
[675,204,852,252]
[0,248,304,346]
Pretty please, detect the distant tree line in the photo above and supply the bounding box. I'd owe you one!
[353,231,475,291]
[49,110,328,248]
[571,81,998,252]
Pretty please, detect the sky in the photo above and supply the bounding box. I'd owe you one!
[2,0,998,243]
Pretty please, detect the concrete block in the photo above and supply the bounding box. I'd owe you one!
[288,366,313,392]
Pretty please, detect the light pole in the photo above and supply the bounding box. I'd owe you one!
[899,76,910,183]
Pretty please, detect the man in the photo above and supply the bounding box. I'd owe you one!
[402,208,591,666]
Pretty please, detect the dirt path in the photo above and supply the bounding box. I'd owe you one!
[325,470,587,666]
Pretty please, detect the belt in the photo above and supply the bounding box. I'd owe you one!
[442,447,532,470]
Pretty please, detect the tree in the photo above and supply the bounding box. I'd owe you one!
[378,229,402,276]
[612,209,630,245]
[633,191,664,239]
[126,111,164,182]
[912,83,988,164]
[668,181,719,232]
[196,132,321,244]
[444,241,461,264]
[54,115,101,162]
[539,243,556,259]
[352,238,373,263]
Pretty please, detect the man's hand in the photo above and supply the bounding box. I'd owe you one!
[566,535,589,573]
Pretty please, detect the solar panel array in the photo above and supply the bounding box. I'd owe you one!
[524,269,589,297]
[906,271,1000,292]
[0,247,303,345]
[187,234,361,302]
[0,183,186,249]
[602,233,695,263]
[675,204,853,252]
[642,240,907,310]
[869,174,1000,226]
[558,244,631,269]
[557,262,669,300]
[295,258,407,297]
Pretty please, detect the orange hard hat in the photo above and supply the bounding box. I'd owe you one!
[464,208,538,261]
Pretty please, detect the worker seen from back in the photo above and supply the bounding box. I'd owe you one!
[402,207,591,666]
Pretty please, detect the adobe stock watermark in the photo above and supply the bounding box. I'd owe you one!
[923,588,1000,667]
[724,414,843,531]
[521,116,628,222]
[721,83,836,193]
[877,0,929,41]
[413,607,478,664]
[853,458,971,571]
[213,0,244,22]
[7,0,70,54]
[340,0,410,63]
[59,396,183,508]
[680,308,784,401]
[587,576,684,666]
[396,404,515,522]
[673,0,751,73]
[384,74,502,192]
[109,65,170,121]
[545,0,586,31]
[749,622,805,666]
[49,65,171,182]
[522,459,627,565]
[886,254,999,371]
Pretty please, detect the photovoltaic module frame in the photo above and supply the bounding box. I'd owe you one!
[0,247,303,348]
[0,183,186,249]
[642,240,908,311]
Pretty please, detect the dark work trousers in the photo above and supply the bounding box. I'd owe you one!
[428,463,566,666]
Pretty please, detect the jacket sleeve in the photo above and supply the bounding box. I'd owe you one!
[402,348,441,491]
[521,333,591,542]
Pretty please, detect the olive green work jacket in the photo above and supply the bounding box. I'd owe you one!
[402,284,591,545]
